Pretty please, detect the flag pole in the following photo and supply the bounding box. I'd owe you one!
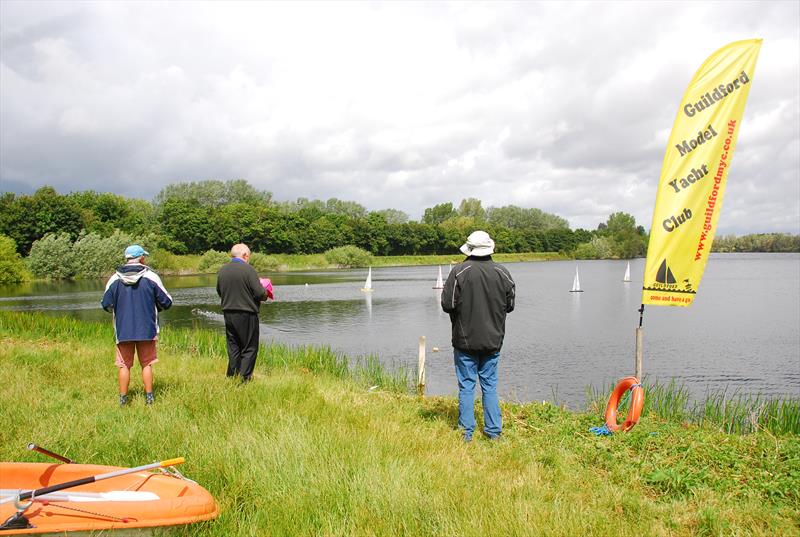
[635,304,644,379]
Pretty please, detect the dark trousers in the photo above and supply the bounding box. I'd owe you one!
[223,311,260,381]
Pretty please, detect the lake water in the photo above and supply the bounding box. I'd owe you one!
[1,254,798,407]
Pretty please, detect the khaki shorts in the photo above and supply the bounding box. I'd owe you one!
[115,340,159,369]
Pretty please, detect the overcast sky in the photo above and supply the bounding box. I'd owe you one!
[1,1,798,234]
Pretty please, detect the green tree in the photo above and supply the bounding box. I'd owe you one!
[439,216,480,253]
[158,198,215,254]
[69,191,155,237]
[457,198,486,220]
[72,230,136,279]
[490,227,527,253]
[324,245,373,268]
[154,179,271,212]
[251,208,306,254]
[600,212,646,258]
[386,222,441,255]
[198,250,231,273]
[519,229,544,252]
[573,228,594,245]
[353,213,390,255]
[486,205,568,230]
[0,187,85,255]
[374,209,408,225]
[324,198,367,219]
[0,235,30,284]
[214,203,262,251]
[307,215,349,253]
[574,236,614,259]
[539,228,577,253]
[27,233,77,280]
[422,203,457,225]
[605,212,638,236]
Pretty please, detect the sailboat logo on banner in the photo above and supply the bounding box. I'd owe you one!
[643,259,695,297]
[655,259,676,285]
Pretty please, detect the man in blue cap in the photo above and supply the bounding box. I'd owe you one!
[101,245,173,406]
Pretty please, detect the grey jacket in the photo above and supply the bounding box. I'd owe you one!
[216,259,266,314]
[441,256,515,357]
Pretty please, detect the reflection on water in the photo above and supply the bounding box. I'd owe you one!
[363,290,372,317]
[1,254,798,407]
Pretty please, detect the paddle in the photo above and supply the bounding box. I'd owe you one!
[0,457,185,505]
[27,443,74,464]
[0,489,160,503]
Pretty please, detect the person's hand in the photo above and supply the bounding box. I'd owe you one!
[259,278,274,300]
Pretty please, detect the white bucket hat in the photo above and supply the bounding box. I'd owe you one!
[460,230,495,257]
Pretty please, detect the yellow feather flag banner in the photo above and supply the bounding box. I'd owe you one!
[642,39,762,307]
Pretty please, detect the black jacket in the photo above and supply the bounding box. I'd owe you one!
[441,256,515,357]
[216,259,267,314]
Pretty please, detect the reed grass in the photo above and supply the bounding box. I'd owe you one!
[586,379,800,435]
[1,311,798,536]
[0,312,409,394]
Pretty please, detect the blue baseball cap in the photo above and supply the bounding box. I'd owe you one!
[124,245,150,259]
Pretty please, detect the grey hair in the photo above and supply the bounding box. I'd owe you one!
[230,243,251,258]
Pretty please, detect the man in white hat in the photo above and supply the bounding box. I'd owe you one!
[441,230,515,442]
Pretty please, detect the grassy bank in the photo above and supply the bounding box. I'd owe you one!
[154,251,567,275]
[0,312,798,536]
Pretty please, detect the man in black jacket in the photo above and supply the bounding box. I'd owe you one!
[441,231,515,442]
[216,243,267,381]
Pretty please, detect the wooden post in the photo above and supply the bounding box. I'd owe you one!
[635,327,643,380]
[417,336,426,396]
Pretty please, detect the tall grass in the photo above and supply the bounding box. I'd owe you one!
[586,379,800,435]
[3,312,796,434]
[0,312,409,393]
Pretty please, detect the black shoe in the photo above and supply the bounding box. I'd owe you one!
[119,394,128,406]
[145,392,155,405]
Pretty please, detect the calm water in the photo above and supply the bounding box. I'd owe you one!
[1,254,798,407]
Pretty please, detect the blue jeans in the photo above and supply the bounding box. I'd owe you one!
[454,349,502,439]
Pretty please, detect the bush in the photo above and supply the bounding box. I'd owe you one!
[198,250,230,273]
[573,236,614,259]
[147,249,181,272]
[250,252,280,273]
[72,230,136,279]
[324,245,373,268]
[145,233,188,255]
[27,233,77,279]
[0,235,31,284]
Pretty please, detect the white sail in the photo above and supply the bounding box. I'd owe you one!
[433,266,444,289]
[570,266,583,292]
[361,267,373,292]
[623,261,631,282]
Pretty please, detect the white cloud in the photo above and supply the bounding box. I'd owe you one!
[1,0,798,234]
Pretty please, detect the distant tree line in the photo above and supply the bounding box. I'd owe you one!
[1,179,794,280]
[711,233,800,253]
[0,180,641,258]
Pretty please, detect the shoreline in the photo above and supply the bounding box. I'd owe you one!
[156,251,572,276]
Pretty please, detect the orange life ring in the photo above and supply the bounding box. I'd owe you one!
[604,376,644,432]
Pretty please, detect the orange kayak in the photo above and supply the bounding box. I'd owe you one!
[0,462,218,534]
